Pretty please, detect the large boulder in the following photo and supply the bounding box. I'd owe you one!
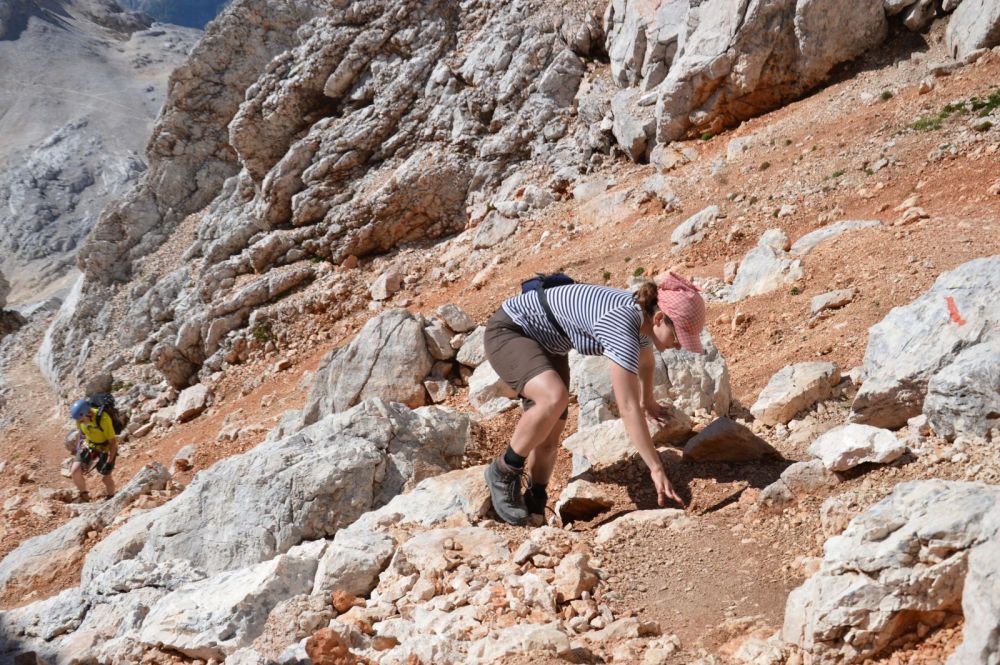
[670,205,719,249]
[851,257,1000,429]
[81,400,469,587]
[570,330,730,428]
[750,362,840,426]
[302,309,433,425]
[945,0,1000,59]
[923,339,1000,440]
[783,480,1000,664]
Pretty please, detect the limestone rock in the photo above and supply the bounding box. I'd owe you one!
[807,423,905,472]
[788,220,882,257]
[945,0,1000,60]
[348,465,492,534]
[671,205,719,249]
[435,304,475,333]
[456,326,487,367]
[810,289,855,315]
[468,361,518,414]
[923,339,1000,440]
[751,362,840,426]
[467,623,573,663]
[170,444,197,474]
[175,384,211,422]
[611,89,656,161]
[312,530,396,598]
[138,545,320,659]
[683,417,781,462]
[563,412,693,476]
[472,211,519,249]
[303,309,433,424]
[654,0,886,143]
[423,321,457,361]
[851,256,1000,428]
[595,509,690,544]
[783,480,1000,664]
[555,480,615,522]
[728,231,804,301]
[82,400,468,586]
[370,269,402,301]
[552,553,598,602]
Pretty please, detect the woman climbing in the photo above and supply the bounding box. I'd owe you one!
[482,272,706,525]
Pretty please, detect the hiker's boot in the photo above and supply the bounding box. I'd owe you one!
[484,457,529,525]
[524,482,548,516]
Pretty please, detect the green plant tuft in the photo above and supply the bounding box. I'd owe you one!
[633,267,645,278]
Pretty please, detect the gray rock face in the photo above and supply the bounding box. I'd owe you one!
[44,0,602,392]
[851,257,1000,429]
[923,340,1000,440]
[945,0,1000,59]
[652,0,886,143]
[750,362,840,426]
[811,289,855,315]
[783,480,1000,664]
[81,400,469,586]
[611,89,656,161]
[303,309,433,425]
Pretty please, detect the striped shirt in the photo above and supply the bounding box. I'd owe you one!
[502,283,651,374]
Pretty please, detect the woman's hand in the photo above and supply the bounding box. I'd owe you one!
[642,400,672,424]
[650,465,684,507]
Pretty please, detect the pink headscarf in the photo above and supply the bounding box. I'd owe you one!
[657,272,706,354]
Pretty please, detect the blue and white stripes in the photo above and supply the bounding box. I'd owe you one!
[501,283,650,374]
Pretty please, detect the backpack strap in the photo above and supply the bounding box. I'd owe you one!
[533,283,570,340]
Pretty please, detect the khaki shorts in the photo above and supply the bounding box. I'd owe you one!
[484,309,570,419]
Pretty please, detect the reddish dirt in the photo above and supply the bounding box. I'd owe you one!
[1,25,998,664]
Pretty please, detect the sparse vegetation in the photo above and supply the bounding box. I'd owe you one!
[912,89,1000,131]
[790,286,801,295]
[633,267,645,278]
[251,321,273,343]
[881,90,893,101]
[700,131,715,141]
[602,269,612,282]
[830,169,845,179]
[760,161,771,171]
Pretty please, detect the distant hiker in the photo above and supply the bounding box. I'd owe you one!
[68,398,118,501]
[483,272,706,525]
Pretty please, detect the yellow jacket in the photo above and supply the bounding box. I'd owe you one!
[78,408,116,451]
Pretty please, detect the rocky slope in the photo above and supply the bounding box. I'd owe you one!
[0,0,999,663]
[0,0,198,304]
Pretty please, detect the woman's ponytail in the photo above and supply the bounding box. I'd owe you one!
[634,280,659,318]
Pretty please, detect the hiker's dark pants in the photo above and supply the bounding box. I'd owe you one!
[484,309,570,420]
[76,446,115,476]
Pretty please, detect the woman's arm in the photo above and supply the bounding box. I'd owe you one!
[610,361,684,506]
[638,346,657,407]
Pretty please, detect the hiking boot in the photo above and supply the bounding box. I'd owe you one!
[484,457,529,525]
[524,482,548,516]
